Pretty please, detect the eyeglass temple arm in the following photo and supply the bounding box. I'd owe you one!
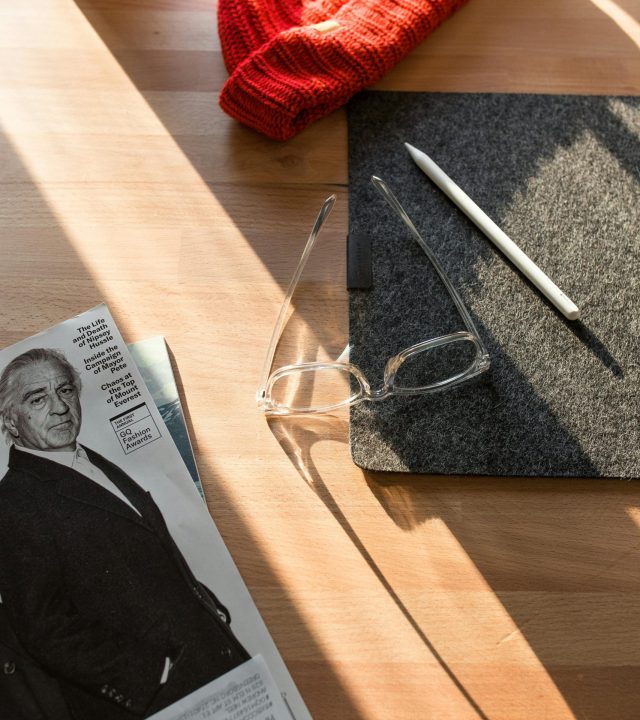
[370,176,486,349]
[256,194,337,403]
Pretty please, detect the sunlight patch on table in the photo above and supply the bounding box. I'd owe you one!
[590,0,640,48]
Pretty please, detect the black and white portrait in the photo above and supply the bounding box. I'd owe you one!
[0,347,250,719]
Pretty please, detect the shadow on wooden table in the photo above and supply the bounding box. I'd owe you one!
[268,413,640,720]
[269,415,492,720]
[366,471,640,719]
[0,139,106,342]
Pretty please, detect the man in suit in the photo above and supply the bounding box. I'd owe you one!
[0,348,250,719]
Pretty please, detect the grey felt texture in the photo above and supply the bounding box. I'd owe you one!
[347,91,639,477]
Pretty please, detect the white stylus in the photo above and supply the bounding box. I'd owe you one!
[405,142,580,321]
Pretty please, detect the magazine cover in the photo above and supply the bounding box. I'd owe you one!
[0,305,310,720]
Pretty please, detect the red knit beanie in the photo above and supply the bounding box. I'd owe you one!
[218,0,468,141]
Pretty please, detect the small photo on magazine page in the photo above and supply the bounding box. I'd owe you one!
[0,305,311,720]
[128,336,204,500]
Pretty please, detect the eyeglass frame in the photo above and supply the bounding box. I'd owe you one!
[257,176,490,415]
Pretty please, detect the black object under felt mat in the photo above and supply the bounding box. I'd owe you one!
[347,91,639,477]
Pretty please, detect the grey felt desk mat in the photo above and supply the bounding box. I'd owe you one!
[347,91,639,477]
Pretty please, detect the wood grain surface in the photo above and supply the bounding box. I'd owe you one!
[1,0,639,718]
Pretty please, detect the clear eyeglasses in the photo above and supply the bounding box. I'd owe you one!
[257,176,490,415]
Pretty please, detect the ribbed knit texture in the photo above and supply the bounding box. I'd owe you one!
[217,0,468,141]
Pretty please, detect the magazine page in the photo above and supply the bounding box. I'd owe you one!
[128,336,204,500]
[0,305,310,720]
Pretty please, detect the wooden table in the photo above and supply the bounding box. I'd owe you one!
[1,1,639,718]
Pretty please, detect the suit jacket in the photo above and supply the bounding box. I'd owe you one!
[0,446,250,719]
[0,601,72,720]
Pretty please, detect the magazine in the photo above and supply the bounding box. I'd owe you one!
[128,336,204,500]
[0,305,310,720]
